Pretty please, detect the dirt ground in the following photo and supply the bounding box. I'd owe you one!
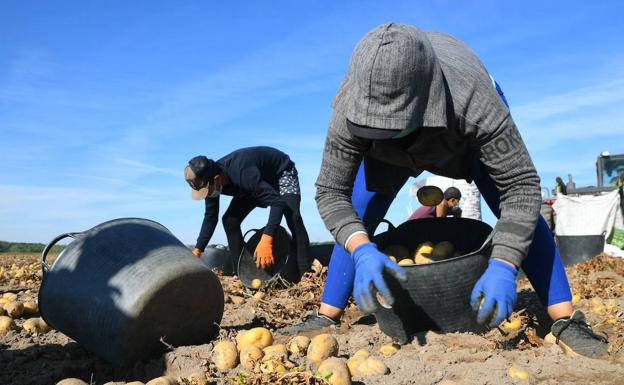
[1,252,624,385]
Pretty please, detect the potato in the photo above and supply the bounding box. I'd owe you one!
[126,382,145,385]
[262,344,288,361]
[501,318,522,331]
[0,297,8,305]
[307,333,339,369]
[212,340,239,371]
[381,244,410,261]
[251,279,263,289]
[0,316,16,335]
[236,327,273,350]
[379,343,400,357]
[507,367,529,380]
[417,186,443,206]
[432,241,455,260]
[186,372,209,385]
[240,345,264,370]
[2,292,17,301]
[412,242,434,258]
[288,335,310,355]
[230,296,245,305]
[349,357,389,377]
[23,301,38,315]
[352,349,370,359]
[253,291,266,301]
[414,255,433,264]
[4,301,24,318]
[388,256,396,263]
[259,359,288,374]
[398,258,414,266]
[23,318,46,334]
[56,379,89,385]
[317,357,351,385]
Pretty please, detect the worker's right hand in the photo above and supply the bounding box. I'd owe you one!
[192,248,202,258]
[351,243,408,314]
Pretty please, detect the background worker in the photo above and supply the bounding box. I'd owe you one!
[184,146,310,280]
[285,23,607,358]
[408,186,462,220]
[555,176,568,196]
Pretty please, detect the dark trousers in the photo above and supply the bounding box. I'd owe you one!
[222,194,311,280]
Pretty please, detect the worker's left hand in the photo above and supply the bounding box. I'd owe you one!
[254,234,275,269]
[470,258,518,327]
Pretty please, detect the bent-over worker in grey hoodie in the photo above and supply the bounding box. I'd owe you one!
[306,23,607,358]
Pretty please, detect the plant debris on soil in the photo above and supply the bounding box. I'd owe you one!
[2,252,624,385]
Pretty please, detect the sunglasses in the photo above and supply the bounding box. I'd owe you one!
[187,178,209,190]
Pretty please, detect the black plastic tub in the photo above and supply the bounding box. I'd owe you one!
[237,226,293,289]
[556,233,605,266]
[372,217,493,343]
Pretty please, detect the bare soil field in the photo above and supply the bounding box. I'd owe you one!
[1,252,623,385]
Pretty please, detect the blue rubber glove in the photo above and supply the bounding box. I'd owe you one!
[470,258,518,327]
[352,243,408,314]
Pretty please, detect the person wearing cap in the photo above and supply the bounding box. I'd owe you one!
[284,23,607,358]
[184,146,310,279]
[408,186,462,220]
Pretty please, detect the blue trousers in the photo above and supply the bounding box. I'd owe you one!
[320,163,572,309]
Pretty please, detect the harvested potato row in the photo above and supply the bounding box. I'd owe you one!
[3,301,24,318]
[240,345,264,370]
[288,335,310,355]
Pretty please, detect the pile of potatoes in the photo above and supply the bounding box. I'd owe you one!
[0,291,50,336]
[382,241,461,266]
[210,327,391,385]
[0,262,42,287]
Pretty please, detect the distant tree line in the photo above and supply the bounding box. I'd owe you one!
[0,241,64,253]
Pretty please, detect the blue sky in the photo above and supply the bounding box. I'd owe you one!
[1,1,623,246]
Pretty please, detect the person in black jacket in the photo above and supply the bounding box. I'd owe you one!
[184,146,310,279]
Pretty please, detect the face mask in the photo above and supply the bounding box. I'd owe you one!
[208,182,222,198]
[450,204,461,214]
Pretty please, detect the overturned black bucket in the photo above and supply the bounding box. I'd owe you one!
[556,233,605,266]
[39,218,224,366]
[237,226,292,289]
[372,217,493,343]
[200,244,231,270]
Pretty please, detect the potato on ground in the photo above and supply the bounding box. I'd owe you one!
[212,340,239,371]
[262,344,288,361]
[317,357,351,385]
[4,301,24,318]
[146,377,178,385]
[23,318,51,334]
[0,315,16,335]
[240,345,264,370]
[307,333,339,369]
[288,335,310,355]
[56,379,89,385]
[379,343,400,357]
[23,301,38,315]
[347,357,389,378]
[236,327,273,349]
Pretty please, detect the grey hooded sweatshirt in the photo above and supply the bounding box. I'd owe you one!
[315,23,541,267]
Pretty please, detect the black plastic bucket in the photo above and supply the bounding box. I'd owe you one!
[372,217,493,343]
[237,226,292,289]
[39,218,224,366]
[556,233,605,266]
[200,244,231,270]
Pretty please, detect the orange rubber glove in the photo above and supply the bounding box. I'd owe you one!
[254,234,275,269]
[192,248,202,258]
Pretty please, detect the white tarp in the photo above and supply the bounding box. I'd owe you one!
[552,190,620,236]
